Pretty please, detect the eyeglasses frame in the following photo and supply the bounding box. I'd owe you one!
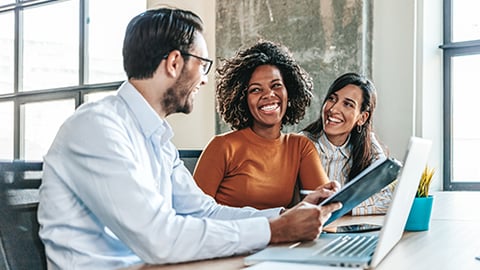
[162,50,213,75]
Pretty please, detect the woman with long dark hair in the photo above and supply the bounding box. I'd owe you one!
[302,72,393,215]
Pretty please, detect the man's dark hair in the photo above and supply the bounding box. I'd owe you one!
[123,8,204,79]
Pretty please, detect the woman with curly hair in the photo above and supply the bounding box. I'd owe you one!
[193,40,331,209]
[301,72,393,215]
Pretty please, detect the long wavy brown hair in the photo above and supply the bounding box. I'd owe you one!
[216,40,313,130]
[302,72,383,181]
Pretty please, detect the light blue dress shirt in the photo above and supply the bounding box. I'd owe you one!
[38,81,280,269]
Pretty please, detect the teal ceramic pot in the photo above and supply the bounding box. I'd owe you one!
[405,195,434,231]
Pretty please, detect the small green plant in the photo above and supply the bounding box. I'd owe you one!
[416,165,435,197]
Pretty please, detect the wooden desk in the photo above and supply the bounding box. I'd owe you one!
[125,192,480,270]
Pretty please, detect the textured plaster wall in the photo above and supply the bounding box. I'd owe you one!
[215,0,372,133]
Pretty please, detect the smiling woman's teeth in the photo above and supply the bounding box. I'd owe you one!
[328,116,341,123]
[261,104,278,111]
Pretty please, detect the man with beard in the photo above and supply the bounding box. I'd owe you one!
[38,8,341,270]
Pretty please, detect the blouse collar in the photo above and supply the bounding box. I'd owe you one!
[318,131,351,159]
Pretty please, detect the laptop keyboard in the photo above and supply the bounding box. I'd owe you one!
[312,235,378,257]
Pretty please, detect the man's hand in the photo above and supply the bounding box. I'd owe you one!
[302,181,341,205]
[268,201,342,244]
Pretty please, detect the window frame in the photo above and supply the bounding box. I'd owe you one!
[442,0,480,190]
[0,0,122,160]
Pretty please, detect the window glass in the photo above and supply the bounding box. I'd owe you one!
[23,99,75,160]
[84,90,116,103]
[22,0,78,91]
[87,1,145,83]
[451,54,480,182]
[452,1,480,42]
[0,12,14,94]
[0,1,14,6]
[0,102,13,159]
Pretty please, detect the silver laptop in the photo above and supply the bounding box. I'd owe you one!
[244,137,432,269]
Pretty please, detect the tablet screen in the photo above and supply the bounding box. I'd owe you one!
[320,157,401,225]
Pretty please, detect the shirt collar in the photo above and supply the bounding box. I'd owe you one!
[318,131,351,159]
[117,81,174,145]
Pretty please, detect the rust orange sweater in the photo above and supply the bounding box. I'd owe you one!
[193,128,329,209]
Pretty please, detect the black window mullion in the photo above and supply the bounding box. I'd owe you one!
[13,4,23,159]
[79,0,87,86]
[76,90,82,108]
[443,0,451,44]
[443,48,452,190]
[13,99,20,159]
[17,99,25,158]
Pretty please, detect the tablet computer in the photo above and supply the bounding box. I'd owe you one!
[320,156,402,225]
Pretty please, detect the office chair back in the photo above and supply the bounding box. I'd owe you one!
[179,150,202,174]
[0,160,46,270]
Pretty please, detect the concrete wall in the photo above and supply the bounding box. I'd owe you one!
[215,0,372,133]
[148,0,444,190]
[148,0,372,142]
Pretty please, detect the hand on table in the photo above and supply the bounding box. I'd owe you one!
[268,200,342,244]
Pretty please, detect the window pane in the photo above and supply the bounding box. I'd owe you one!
[452,0,480,42]
[22,0,79,91]
[87,1,145,84]
[0,1,14,6]
[451,54,480,182]
[0,102,13,159]
[23,99,75,160]
[0,12,14,94]
[84,90,116,103]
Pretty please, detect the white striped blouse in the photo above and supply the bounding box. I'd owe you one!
[302,131,394,215]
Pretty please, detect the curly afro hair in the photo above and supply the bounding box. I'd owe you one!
[216,40,314,130]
